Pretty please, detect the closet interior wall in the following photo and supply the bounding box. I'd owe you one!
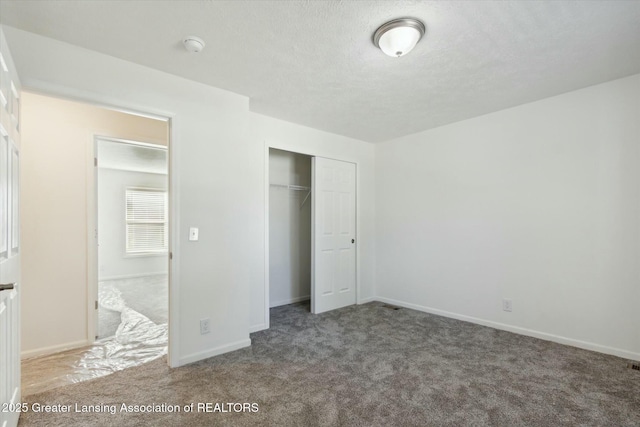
[269,148,312,308]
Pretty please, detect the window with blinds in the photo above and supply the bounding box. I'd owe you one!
[125,187,168,254]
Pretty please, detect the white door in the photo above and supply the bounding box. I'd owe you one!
[0,28,22,427]
[311,157,356,314]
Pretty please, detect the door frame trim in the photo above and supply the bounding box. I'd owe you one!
[21,85,180,368]
[88,136,169,344]
[260,141,359,332]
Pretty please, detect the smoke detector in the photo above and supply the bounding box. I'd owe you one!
[183,36,205,53]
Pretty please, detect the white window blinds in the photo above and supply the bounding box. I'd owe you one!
[125,187,168,254]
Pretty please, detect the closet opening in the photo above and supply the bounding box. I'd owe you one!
[268,148,312,311]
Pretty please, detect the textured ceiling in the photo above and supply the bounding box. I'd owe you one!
[1,1,639,143]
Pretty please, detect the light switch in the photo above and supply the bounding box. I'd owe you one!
[189,227,199,241]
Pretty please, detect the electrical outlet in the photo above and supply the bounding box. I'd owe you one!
[503,299,513,312]
[200,318,210,335]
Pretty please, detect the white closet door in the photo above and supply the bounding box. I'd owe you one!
[311,157,356,314]
[0,28,22,427]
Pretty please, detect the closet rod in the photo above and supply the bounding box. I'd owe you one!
[270,183,310,191]
[270,183,311,208]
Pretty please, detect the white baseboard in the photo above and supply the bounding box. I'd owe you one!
[178,338,251,366]
[375,296,640,361]
[358,296,375,305]
[99,272,168,281]
[249,323,268,333]
[269,295,310,308]
[21,339,89,360]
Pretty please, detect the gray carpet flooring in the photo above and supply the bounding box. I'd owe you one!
[19,302,639,426]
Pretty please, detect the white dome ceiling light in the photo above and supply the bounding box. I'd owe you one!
[183,36,205,53]
[373,18,426,57]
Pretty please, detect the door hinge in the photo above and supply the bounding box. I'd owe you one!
[95,300,98,310]
[94,157,98,167]
[169,252,173,260]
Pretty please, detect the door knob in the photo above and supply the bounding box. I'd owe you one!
[0,283,15,292]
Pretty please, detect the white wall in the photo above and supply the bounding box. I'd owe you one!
[376,74,640,360]
[6,26,376,364]
[98,168,168,280]
[269,149,311,307]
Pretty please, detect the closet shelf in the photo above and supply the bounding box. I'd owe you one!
[270,183,310,191]
[270,183,311,208]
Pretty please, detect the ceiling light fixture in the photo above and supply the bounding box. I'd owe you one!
[373,18,425,57]
[183,36,205,53]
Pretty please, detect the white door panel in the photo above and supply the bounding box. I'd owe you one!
[312,157,356,314]
[0,28,22,427]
